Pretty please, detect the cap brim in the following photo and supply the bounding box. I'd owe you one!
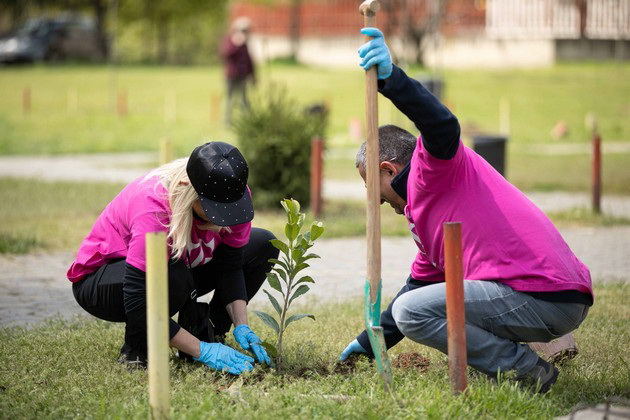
[199,189,254,226]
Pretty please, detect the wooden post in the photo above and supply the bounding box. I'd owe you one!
[444,222,467,395]
[210,93,221,123]
[592,130,602,214]
[310,137,324,217]
[117,90,127,117]
[146,232,170,420]
[22,87,31,115]
[159,138,173,166]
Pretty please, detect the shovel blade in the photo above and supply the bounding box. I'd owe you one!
[364,279,393,387]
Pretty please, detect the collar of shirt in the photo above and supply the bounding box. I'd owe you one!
[391,161,411,202]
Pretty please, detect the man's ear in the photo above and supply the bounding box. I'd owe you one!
[380,161,399,176]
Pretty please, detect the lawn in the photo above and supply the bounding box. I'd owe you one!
[0,283,628,418]
[1,63,629,153]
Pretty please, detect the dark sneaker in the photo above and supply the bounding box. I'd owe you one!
[117,342,147,370]
[517,357,559,394]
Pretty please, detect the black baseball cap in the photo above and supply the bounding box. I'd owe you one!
[186,141,254,226]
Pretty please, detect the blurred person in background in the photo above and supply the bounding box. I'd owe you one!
[220,17,256,125]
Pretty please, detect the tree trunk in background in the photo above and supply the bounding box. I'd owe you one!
[289,0,301,61]
[91,0,109,59]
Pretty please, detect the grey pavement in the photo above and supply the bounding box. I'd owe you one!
[1,226,628,329]
[0,153,629,328]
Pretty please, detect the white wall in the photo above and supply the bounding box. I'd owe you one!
[249,34,556,69]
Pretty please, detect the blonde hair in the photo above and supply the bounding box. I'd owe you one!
[144,158,233,261]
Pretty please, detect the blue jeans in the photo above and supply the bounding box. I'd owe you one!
[391,280,589,376]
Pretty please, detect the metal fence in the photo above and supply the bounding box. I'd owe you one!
[487,0,630,40]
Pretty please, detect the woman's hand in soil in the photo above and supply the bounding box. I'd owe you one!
[358,27,393,80]
[339,339,367,361]
[193,341,254,375]
[233,324,272,365]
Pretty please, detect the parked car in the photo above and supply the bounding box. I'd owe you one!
[0,16,105,63]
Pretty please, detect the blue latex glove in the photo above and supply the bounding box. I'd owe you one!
[233,324,272,365]
[358,27,393,80]
[339,339,367,361]
[193,341,254,375]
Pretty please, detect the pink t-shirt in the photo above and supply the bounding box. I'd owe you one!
[67,175,251,282]
[406,138,592,296]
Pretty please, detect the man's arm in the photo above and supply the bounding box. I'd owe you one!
[359,28,460,160]
[354,277,431,358]
[379,65,460,160]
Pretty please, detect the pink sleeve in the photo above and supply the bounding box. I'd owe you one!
[414,138,465,193]
[125,211,169,272]
[222,222,252,248]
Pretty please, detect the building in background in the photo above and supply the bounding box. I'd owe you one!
[229,0,630,68]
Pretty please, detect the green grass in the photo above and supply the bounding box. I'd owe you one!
[1,283,628,418]
[548,207,630,227]
[0,62,628,154]
[0,178,125,252]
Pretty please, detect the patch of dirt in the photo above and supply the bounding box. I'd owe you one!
[392,352,430,372]
[332,353,363,375]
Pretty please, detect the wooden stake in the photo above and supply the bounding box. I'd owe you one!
[310,137,324,217]
[444,222,467,395]
[146,232,170,420]
[592,130,602,214]
[210,93,221,123]
[159,138,173,166]
[117,90,127,117]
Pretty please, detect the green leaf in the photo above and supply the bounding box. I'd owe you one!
[254,310,280,334]
[310,221,324,241]
[289,285,310,306]
[263,290,283,316]
[292,262,310,276]
[291,247,304,262]
[280,199,290,214]
[284,313,315,329]
[302,253,321,261]
[295,275,314,285]
[297,213,305,229]
[275,267,288,283]
[266,272,284,293]
[268,258,290,273]
[283,198,296,215]
[260,341,278,358]
[270,239,289,256]
[292,199,301,214]
[285,222,299,242]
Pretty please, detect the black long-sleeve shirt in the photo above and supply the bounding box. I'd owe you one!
[122,244,246,351]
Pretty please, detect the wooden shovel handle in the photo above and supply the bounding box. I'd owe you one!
[361,0,381,302]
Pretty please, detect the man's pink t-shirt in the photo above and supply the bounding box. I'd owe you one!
[67,175,251,282]
[405,138,592,296]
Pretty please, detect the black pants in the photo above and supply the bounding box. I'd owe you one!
[73,228,278,350]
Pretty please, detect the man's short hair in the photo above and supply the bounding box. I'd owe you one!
[355,125,416,169]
